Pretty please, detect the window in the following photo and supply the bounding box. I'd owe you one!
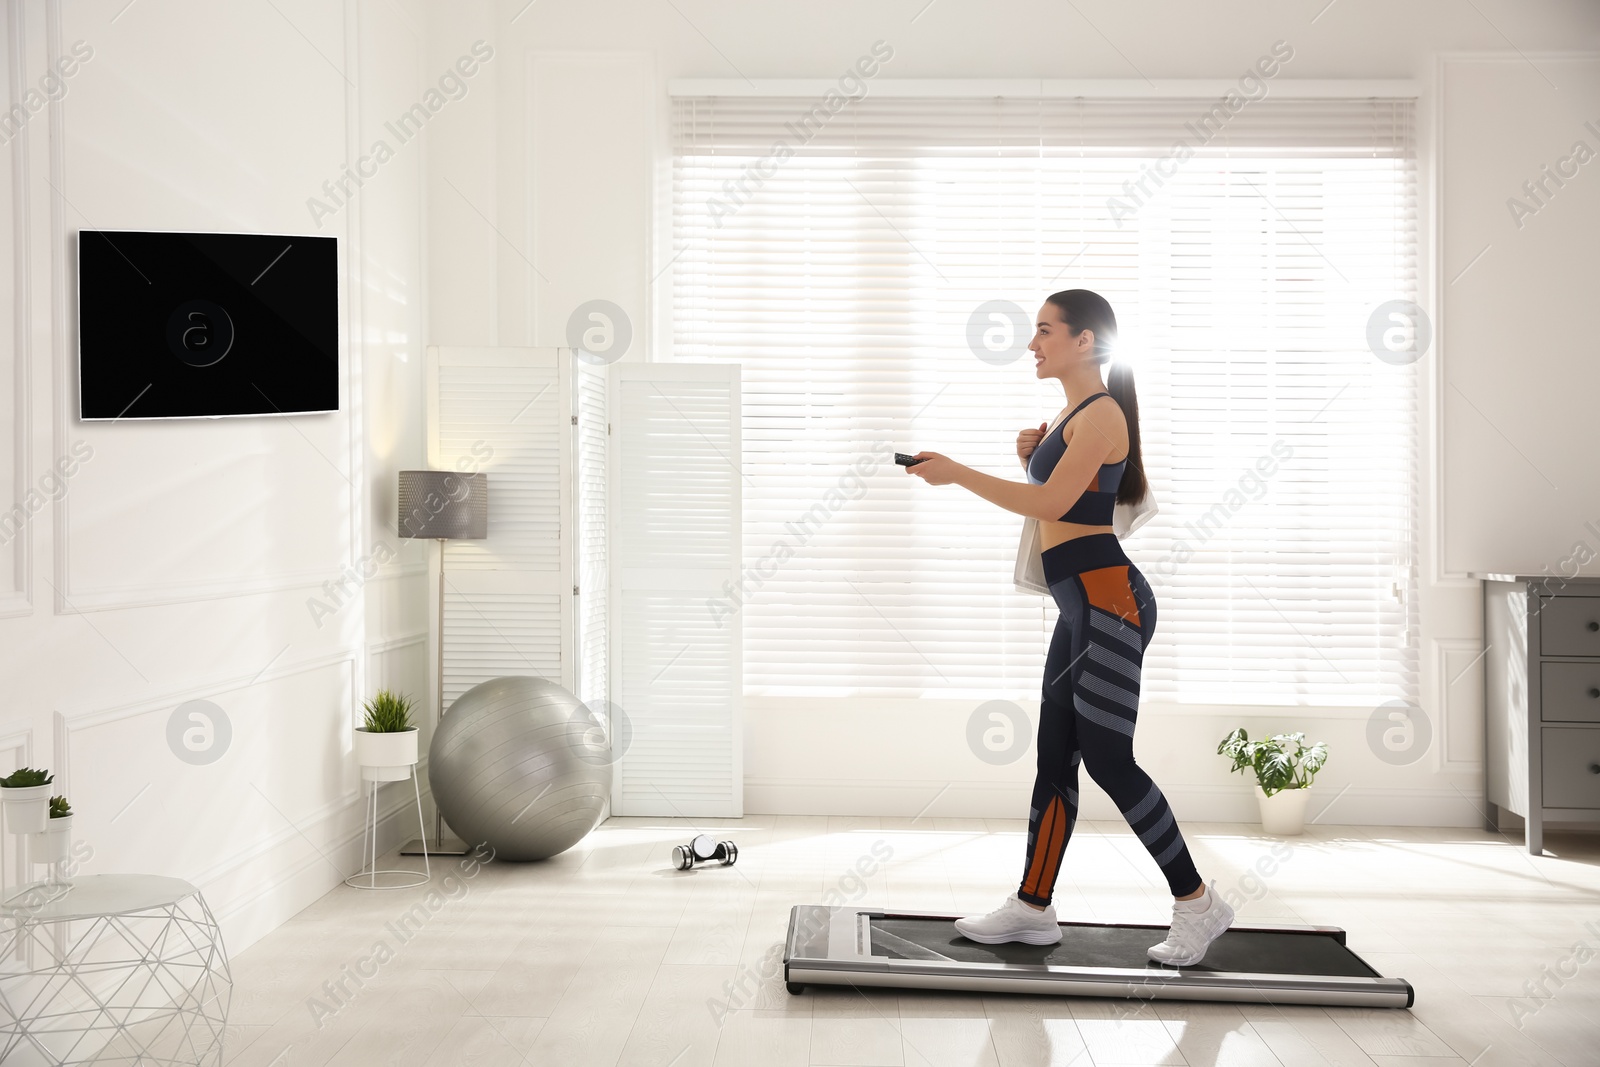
[669,92,1418,706]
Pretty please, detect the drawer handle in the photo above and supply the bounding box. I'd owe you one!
[1591,688,1600,699]
[1592,764,1600,775]
[1590,621,1600,632]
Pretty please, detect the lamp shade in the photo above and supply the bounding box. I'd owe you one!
[398,470,488,539]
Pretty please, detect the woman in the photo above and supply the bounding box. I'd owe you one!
[906,288,1234,966]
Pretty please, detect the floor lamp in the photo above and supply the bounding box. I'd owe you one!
[396,469,489,857]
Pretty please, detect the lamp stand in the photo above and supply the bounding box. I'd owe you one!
[401,537,469,857]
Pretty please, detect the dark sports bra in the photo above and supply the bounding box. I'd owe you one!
[1025,392,1127,526]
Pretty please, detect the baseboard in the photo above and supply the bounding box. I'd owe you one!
[741,777,1568,828]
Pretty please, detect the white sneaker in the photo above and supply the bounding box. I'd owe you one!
[1147,880,1235,966]
[954,892,1063,945]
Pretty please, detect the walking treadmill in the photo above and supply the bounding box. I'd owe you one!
[783,905,1413,1008]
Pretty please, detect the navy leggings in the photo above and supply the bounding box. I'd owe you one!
[1017,533,1202,905]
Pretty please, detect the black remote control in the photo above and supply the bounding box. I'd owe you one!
[895,453,926,467]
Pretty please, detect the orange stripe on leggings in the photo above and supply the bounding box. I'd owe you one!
[1037,798,1069,897]
[1079,566,1141,626]
[1021,795,1066,899]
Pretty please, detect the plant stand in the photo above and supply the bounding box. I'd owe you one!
[344,764,430,890]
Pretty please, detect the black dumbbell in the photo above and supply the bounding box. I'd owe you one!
[672,833,738,870]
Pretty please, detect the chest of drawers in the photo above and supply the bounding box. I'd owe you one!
[1483,578,1600,853]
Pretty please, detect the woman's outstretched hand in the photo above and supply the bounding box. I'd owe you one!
[1017,422,1048,467]
[906,452,961,486]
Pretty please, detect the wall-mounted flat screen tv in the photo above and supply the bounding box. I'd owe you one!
[78,230,339,420]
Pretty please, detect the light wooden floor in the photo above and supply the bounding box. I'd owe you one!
[222,816,1600,1067]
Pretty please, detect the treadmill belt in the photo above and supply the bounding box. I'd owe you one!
[871,918,1379,978]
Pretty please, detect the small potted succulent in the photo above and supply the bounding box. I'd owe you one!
[30,795,73,864]
[1218,729,1329,836]
[354,690,418,782]
[1,768,55,835]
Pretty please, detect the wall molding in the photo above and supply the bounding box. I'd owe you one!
[340,0,367,671]
[666,77,1427,98]
[0,719,35,767]
[44,0,71,618]
[1434,636,1486,772]
[55,556,427,614]
[45,0,368,619]
[206,774,423,928]
[368,630,426,656]
[1433,49,1600,63]
[367,630,427,699]
[57,649,365,889]
[0,0,34,619]
[183,748,376,892]
[51,705,67,795]
[56,646,359,732]
[0,718,35,896]
[54,567,344,614]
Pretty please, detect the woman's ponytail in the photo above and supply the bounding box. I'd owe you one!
[1045,288,1146,505]
[1106,361,1145,506]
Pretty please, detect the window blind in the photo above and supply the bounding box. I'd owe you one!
[669,92,1419,707]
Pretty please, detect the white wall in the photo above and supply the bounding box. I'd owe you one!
[424,0,1600,830]
[0,0,433,957]
[1439,55,1600,577]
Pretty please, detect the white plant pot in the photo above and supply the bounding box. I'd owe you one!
[1255,784,1310,835]
[355,727,418,782]
[2,784,52,835]
[28,815,72,863]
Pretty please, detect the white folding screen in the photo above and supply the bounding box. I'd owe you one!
[427,348,740,815]
[427,347,572,706]
[669,91,1420,709]
[575,357,609,725]
[610,363,743,817]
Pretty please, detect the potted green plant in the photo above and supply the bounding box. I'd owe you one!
[0,768,55,835]
[31,795,73,864]
[1217,729,1328,835]
[355,690,418,782]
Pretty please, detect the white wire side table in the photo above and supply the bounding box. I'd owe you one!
[0,874,231,1066]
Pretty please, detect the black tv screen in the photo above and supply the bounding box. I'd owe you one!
[78,230,339,420]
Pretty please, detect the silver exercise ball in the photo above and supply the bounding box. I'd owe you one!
[428,676,611,861]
